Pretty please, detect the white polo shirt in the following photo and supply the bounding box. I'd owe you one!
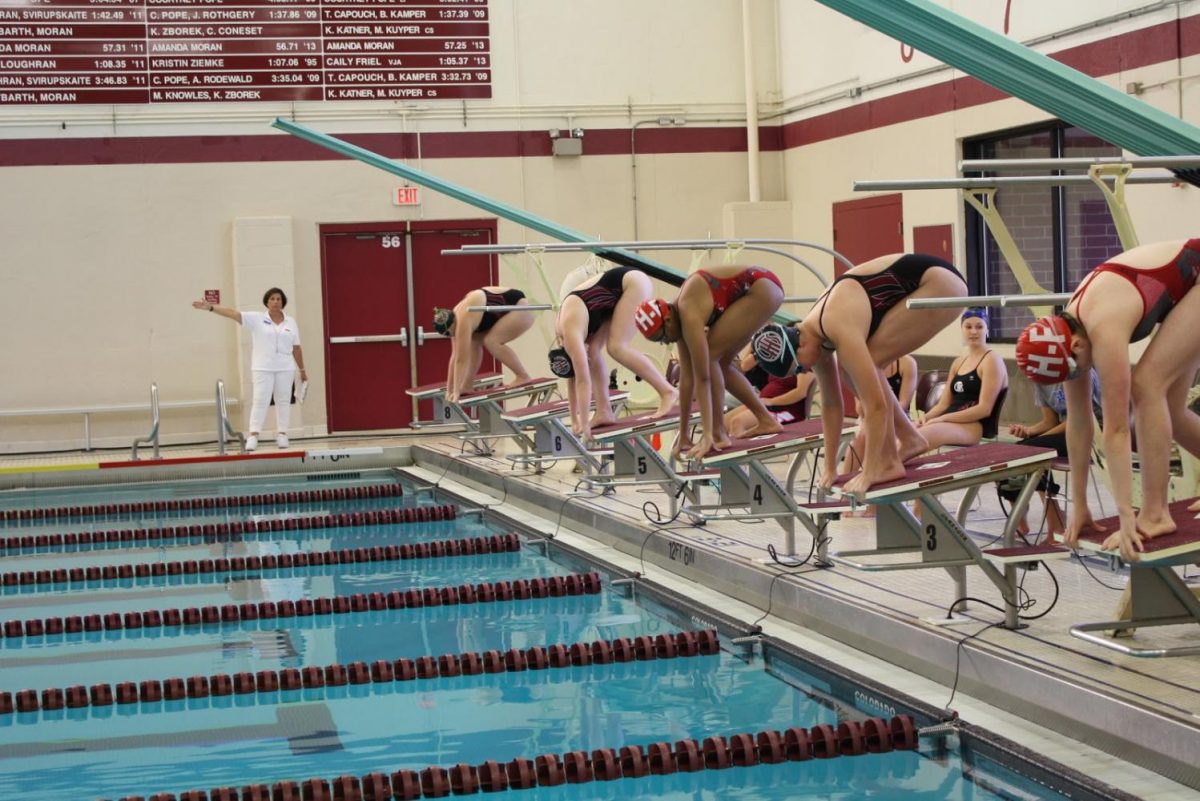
[241,311,302,371]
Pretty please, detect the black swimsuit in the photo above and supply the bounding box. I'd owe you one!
[570,267,633,336]
[886,361,904,399]
[476,288,526,334]
[818,254,963,344]
[947,351,1004,439]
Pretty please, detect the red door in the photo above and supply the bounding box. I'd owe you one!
[831,194,904,276]
[913,223,954,262]
[408,220,498,422]
[831,194,904,412]
[321,224,412,432]
[320,219,499,432]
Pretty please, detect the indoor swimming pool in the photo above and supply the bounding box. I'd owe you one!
[0,469,1128,800]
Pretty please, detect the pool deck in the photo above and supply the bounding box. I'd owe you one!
[2,431,1199,800]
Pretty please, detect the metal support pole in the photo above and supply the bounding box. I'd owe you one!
[908,293,1072,310]
[466,304,553,313]
[960,155,1200,173]
[854,174,1175,191]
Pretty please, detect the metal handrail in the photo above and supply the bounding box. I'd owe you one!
[216,380,245,455]
[445,238,850,287]
[130,383,161,461]
[959,155,1200,173]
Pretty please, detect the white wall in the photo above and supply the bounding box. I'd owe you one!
[1,0,1197,450]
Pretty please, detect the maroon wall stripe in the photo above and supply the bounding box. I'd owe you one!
[0,16,1193,168]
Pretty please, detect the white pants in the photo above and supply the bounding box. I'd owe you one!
[249,370,295,434]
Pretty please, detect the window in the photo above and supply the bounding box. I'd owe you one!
[963,123,1125,341]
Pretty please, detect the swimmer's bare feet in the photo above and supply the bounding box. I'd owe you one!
[686,435,716,461]
[742,418,784,439]
[844,461,906,498]
[589,412,618,430]
[1134,510,1178,541]
[655,389,679,418]
[898,430,930,463]
[1190,498,1200,513]
[671,436,693,461]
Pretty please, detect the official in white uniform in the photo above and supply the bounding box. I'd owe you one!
[193,287,307,451]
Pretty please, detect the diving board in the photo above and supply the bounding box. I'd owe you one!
[831,443,1059,630]
[816,0,1200,182]
[500,392,629,473]
[406,373,503,429]
[1071,499,1200,658]
[680,419,855,559]
[270,119,804,326]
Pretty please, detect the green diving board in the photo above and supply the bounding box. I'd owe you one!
[816,0,1200,185]
[272,118,800,323]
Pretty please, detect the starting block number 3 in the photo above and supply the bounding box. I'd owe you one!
[925,524,938,551]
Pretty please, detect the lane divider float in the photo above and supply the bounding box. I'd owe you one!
[0,483,403,525]
[102,713,919,800]
[4,628,716,718]
[1,503,457,556]
[2,521,495,595]
[0,571,602,646]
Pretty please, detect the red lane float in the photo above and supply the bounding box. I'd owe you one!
[0,502,457,555]
[12,626,715,721]
[0,483,405,524]
[0,530,519,598]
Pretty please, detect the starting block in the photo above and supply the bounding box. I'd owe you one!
[500,392,629,473]
[586,406,702,512]
[452,377,559,456]
[830,443,1060,629]
[406,372,504,429]
[1071,498,1200,657]
[680,420,855,559]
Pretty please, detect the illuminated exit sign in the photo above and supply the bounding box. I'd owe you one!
[393,186,421,206]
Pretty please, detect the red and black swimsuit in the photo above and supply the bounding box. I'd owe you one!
[694,267,783,325]
[1073,239,1200,342]
[476,289,526,333]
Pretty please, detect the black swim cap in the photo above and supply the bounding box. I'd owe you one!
[548,347,575,378]
[751,323,801,377]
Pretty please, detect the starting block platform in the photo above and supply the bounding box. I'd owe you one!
[406,372,503,429]
[451,377,559,456]
[500,392,629,473]
[584,406,702,511]
[1071,498,1200,657]
[831,443,1059,629]
[679,419,855,560]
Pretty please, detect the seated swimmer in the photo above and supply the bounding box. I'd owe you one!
[434,287,535,403]
[915,308,1008,450]
[551,266,677,441]
[635,265,786,459]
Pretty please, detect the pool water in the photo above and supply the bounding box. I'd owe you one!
[0,470,1102,800]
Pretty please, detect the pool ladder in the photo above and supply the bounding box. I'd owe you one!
[130,383,161,461]
[216,379,246,455]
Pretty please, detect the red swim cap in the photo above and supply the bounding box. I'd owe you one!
[1016,315,1076,384]
[635,299,671,341]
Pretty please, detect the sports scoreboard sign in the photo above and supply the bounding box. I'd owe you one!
[0,0,490,104]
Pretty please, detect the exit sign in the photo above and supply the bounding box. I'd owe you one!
[393,186,421,206]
